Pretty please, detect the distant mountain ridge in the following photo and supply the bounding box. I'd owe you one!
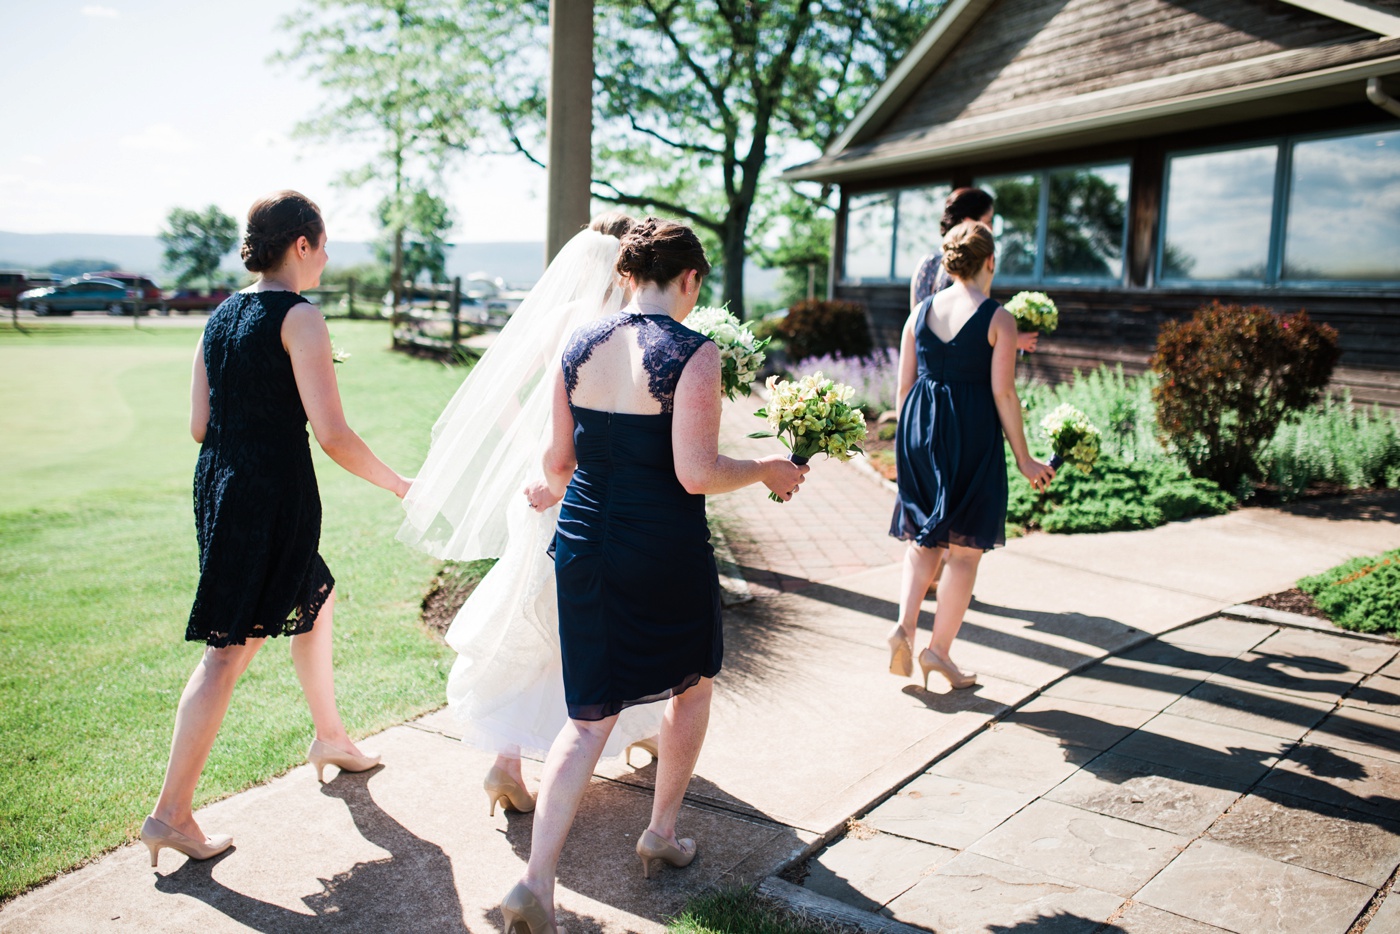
[0,231,547,289]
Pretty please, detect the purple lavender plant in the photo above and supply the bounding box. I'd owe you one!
[796,348,900,414]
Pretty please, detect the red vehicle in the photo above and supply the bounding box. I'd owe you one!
[0,271,27,306]
[161,288,232,314]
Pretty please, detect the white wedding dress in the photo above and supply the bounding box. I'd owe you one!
[400,229,663,758]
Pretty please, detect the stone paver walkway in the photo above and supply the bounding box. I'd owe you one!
[2,401,1398,933]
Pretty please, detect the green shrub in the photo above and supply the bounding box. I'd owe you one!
[1299,548,1400,634]
[780,298,872,361]
[1259,393,1400,500]
[1152,302,1339,492]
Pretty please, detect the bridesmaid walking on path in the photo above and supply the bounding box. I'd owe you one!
[142,191,411,867]
[887,221,1054,690]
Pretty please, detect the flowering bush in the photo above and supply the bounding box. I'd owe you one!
[1040,404,1101,474]
[1004,291,1059,334]
[751,372,868,501]
[796,348,899,414]
[685,305,769,400]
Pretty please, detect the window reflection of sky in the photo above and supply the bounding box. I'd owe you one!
[1162,146,1277,280]
[1284,131,1400,281]
[846,192,895,279]
[895,185,951,278]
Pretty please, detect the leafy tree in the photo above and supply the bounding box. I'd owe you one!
[159,205,239,289]
[278,0,485,309]
[753,190,831,307]
[481,0,938,317]
[374,188,451,283]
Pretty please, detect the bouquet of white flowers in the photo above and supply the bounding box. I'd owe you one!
[750,372,868,502]
[331,343,351,365]
[1005,291,1059,334]
[1040,403,1101,474]
[685,305,769,400]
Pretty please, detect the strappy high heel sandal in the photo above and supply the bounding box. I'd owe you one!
[918,648,977,690]
[307,739,381,783]
[625,736,659,767]
[636,829,697,879]
[140,815,233,867]
[484,766,536,816]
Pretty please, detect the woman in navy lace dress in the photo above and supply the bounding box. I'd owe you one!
[142,191,411,868]
[498,219,809,934]
[887,221,1053,691]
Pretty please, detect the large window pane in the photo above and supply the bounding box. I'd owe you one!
[977,173,1040,278]
[1046,163,1129,280]
[1283,129,1400,282]
[894,184,952,278]
[1161,145,1277,281]
[844,191,895,279]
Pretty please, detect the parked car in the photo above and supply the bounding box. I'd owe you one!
[90,271,162,312]
[0,271,28,306]
[161,288,231,314]
[19,276,134,315]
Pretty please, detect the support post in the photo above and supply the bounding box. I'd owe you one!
[545,0,594,266]
[347,277,356,319]
[451,275,462,352]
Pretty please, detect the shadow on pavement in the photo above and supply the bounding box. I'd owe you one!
[987,914,1126,933]
[1277,489,1400,523]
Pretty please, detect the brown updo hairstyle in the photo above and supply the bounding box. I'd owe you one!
[941,220,996,279]
[241,190,325,273]
[589,211,635,239]
[940,187,995,236]
[615,217,712,286]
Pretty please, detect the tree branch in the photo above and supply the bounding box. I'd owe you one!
[592,179,724,234]
[628,115,724,157]
[638,0,735,131]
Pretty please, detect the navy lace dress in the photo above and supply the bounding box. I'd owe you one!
[890,297,1007,551]
[187,290,334,647]
[552,311,722,721]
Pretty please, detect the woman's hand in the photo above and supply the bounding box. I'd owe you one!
[393,475,414,499]
[760,455,810,502]
[1018,456,1055,493]
[1016,331,1039,353]
[522,478,563,513]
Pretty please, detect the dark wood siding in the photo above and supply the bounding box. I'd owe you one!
[878,0,1368,145]
[835,281,1400,407]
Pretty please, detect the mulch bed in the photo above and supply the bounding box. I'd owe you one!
[420,560,495,636]
[1247,588,1332,621]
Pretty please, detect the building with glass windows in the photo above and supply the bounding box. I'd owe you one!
[784,0,1400,405]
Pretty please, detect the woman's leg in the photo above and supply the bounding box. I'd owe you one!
[152,638,266,839]
[926,544,982,666]
[647,677,712,844]
[289,589,364,755]
[493,747,525,787]
[894,542,944,644]
[519,715,617,922]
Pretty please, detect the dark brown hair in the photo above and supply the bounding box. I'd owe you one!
[940,187,995,236]
[942,220,996,279]
[589,211,635,239]
[241,190,325,273]
[615,217,711,286]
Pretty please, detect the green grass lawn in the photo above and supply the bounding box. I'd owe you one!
[0,319,465,900]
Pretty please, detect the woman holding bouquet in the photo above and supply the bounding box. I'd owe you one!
[497,218,807,934]
[888,221,1054,690]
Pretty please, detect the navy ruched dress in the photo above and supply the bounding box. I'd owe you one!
[187,290,334,647]
[552,311,723,722]
[889,297,1008,551]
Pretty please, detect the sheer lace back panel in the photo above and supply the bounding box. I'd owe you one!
[562,312,709,415]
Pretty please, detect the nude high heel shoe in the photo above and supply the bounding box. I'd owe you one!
[636,829,696,879]
[140,815,232,867]
[484,766,536,816]
[887,627,913,677]
[307,739,381,783]
[625,736,659,767]
[918,648,977,690]
[500,881,560,934]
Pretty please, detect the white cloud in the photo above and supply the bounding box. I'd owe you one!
[80,5,119,17]
[118,123,198,154]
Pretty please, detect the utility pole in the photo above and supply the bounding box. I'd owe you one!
[544,0,594,265]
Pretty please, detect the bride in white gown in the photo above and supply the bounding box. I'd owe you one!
[398,214,664,814]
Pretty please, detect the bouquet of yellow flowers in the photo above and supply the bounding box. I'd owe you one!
[750,372,868,502]
[685,305,769,400]
[1040,403,1101,474]
[1005,291,1059,334]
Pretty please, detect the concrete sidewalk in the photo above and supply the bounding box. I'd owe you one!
[3,410,1398,933]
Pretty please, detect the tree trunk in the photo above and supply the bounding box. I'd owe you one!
[391,226,404,344]
[721,213,748,319]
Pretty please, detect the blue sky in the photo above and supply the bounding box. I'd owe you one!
[0,1,547,241]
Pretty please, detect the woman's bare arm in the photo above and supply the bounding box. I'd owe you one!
[672,342,807,500]
[283,304,410,497]
[989,308,1053,491]
[190,338,210,443]
[895,312,920,413]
